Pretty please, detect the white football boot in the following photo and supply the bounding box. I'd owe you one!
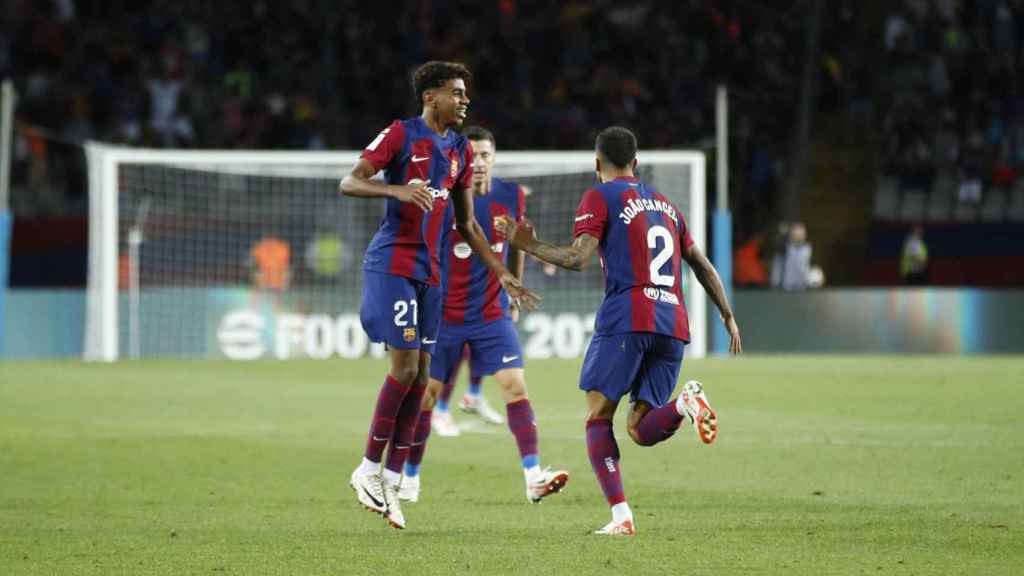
[398,474,420,503]
[459,393,505,425]
[349,467,387,515]
[594,518,636,536]
[526,467,570,503]
[382,481,405,529]
[677,380,718,444]
[431,409,461,437]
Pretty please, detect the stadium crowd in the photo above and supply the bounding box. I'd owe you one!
[5,0,818,217]
[21,0,1021,287]
[879,0,1024,203]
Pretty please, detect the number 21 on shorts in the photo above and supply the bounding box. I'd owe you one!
[393,299,418,326]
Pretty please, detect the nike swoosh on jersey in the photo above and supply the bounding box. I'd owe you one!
[411,155,430,162]
[422,338,437,344]
[502,355,519,363]
[575,213,593,222]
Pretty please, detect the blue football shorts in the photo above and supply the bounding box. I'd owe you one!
[429,318,524,382]
[578,331,685,407]
[360,271,443,355]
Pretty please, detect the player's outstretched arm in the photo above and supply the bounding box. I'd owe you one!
[339,159,433,212]
[508,237,526,281]
[454,188,541,310]
[506,241,526,320]
[499,217,599,272]
[682,244,743,354]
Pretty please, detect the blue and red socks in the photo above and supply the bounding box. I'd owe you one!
[363,375,411,466]
[506,399,540,477]
[403,409,433,478]
[633,401,684,446]
[437,379,455,413]
[382,381,427,482]
[467,375,483,398]
[586,418,625,506]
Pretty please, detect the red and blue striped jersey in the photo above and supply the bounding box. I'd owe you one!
[443,178,526,324]
[573,176,694,342]
[359,117,473,286]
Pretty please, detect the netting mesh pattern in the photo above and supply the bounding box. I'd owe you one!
[115,160,691,357]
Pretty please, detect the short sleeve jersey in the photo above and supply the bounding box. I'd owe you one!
[359,117,474,286]
[573,176,694,342]
[442,178,526,324]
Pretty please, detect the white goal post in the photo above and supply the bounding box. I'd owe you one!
[84,143,706,362]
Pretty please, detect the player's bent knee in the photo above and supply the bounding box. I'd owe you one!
[389,349,421,385]
[413,369,430,389]
[390,364,419,387]
[494,369,527,403]
[421,379,443,409]
[502,386,527,403]
[626,424,650,446]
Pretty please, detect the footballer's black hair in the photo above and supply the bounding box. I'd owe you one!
[462,125,495,147]
[595,126,637,169]
[412,61,472,104]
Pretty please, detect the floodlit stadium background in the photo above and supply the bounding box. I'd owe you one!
[0,2,1022,574]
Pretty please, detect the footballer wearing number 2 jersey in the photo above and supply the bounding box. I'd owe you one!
[498,126,742,536]
[340,61,539,530]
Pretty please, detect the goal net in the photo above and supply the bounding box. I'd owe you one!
[83,145,706,362]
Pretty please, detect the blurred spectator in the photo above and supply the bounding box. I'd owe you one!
[145,53,194,147]
[249,235,291,292]
[769,221,790,288]
[772,222,813,291]
[733,235,768,287]
[900,225,929,285]
[304,233,352,280]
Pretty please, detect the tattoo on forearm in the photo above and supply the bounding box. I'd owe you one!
[529,240,585,270]
[508,246,525,280]
[527,235,598,272]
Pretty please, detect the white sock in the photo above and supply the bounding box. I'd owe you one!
[524,465,541,483]
[382,468,402,487]
[358,457,380,475]
[611,502,633,524]
[674,394,690,422]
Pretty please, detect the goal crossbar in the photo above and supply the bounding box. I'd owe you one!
[84,143,706,361]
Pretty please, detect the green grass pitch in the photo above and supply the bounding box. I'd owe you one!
[1,356,1022,575]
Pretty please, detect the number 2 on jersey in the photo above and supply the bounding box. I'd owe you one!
[647,225,675,287]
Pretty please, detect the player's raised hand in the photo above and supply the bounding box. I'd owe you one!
[495,215,536,250]
[724,315,742,354]
[499,270,541,312]
[392,179,433,212]
[493,214,512,235]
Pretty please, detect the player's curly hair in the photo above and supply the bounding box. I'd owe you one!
[462,125,495,147]
[412,61,472,104]
[596,126,637,169]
